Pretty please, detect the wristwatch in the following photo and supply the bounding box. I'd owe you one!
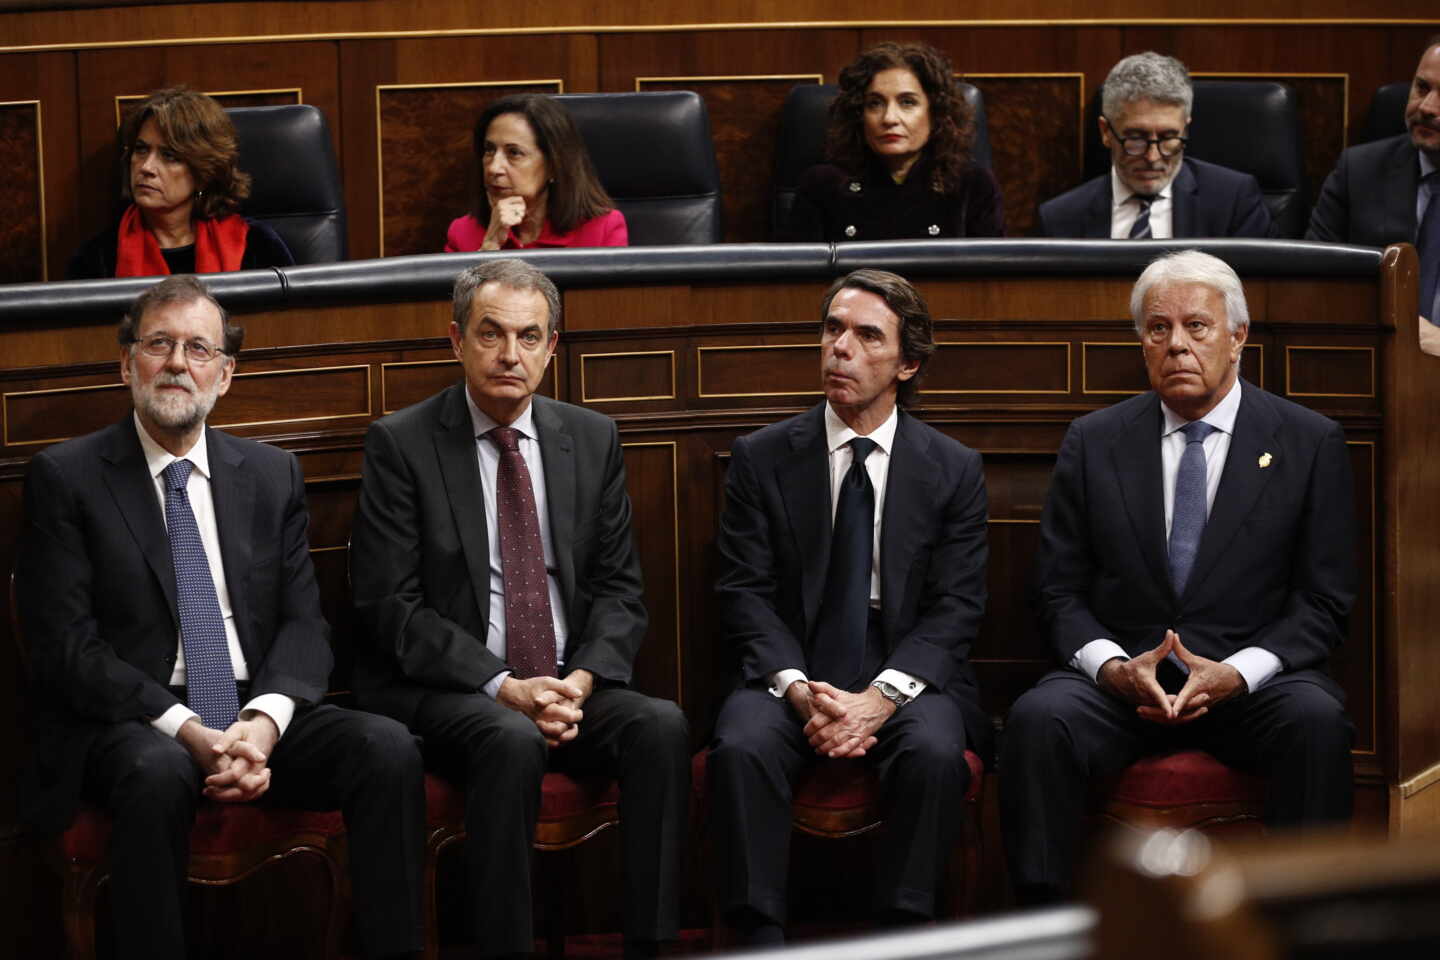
[870,680,912,708]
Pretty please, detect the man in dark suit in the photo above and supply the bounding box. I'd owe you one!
[350,259,688,960]
[1039,52,1272,240]
[1307,39,1440,327]
[1001,250,1355,903]
[708,269,990,945]
[17,276,426,960]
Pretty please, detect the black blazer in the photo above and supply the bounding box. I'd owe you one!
[715,404,989,710]
[1036,382,1355,694]
[1305,133,1420,246]
[349,385,646,726]
[17,417,333,832]
[1037,157,1273,239]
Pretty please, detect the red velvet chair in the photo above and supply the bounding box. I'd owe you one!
[422,771,622,960]
[1099,749,1266,837]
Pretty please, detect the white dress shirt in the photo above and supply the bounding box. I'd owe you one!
[463,391,570,698]
[135,415,295,738]
[768,403,927,702]
[1110,166,1176,240]
[1070,380,1283,693]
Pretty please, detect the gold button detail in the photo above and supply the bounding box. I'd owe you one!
[849,181,862,193]
[928,224,940,236]
[844,225,857,237]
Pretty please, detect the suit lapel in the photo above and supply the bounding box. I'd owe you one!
[434,384,493,630]
[1085,177,1113,238]
[779,405,833,639]
[208,428,255,656]
[1112,396,1170,593]
[1182,382,1279,603]
[99,418,179,623]
[879,413,935,644]
[1383,139,1421,242]
[1170,161,1198,238]
[534,396,577,636]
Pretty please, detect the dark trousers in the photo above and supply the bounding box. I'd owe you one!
[82,704,427,960]
[708,685,976,925]
[411,686,689,958]
[1000,669,1354,899]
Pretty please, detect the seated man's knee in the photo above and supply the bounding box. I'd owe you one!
[471,707,548,773]
[1270,684,1353,753]
[633,697,688,752]
[351,712,423,781]
[107,734,200,814]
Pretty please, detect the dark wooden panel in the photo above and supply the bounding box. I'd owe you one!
[0,102,43,284]
[0,51,77,284]
[381,357,460,413]
[928,340,1070,395]
[1334,438,1377,755]
[216,364,372,427]
[622,441,681,705]
[1285,345,1375,398]
[579,349,676,403]
[3,380,130,448]
[1082,341,1265,395]
[696,342,821,400]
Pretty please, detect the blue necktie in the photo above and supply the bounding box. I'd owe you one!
[1168,421,1217,596]
[163,459,238,729]
[1418,172,1440,325]
[1129,198,1153,240]
[811,437,878,691]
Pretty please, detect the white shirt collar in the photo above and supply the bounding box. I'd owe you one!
[824,402,898,457]
[133,411,211,481]
[1160,376,1242,438]
[1110,164,1175,212]
[464,387,538,443]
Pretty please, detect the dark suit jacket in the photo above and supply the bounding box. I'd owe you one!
[1305,133,1420,246]
[349,385,646,726]
[17,417,333,832]
[1038,157,1273,239]
[715,404,988,717]
[1036,382,1355,693]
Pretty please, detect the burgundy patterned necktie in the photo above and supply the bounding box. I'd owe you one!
[489,426,557,679]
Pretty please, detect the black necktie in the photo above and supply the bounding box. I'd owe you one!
[811,437,878,691]
[1129,197,1153,239]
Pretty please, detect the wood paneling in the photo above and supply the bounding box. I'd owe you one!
[928,341,1071,395]
[621,441,682,705]
[579,350,676,403]
[0,50,75,283]
[696,342,821,400]
[0,102,44,285]
[1285,344,1375,398]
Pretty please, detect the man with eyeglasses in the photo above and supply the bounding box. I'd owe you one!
[1038,52,1272,239]
[16,275,427,960]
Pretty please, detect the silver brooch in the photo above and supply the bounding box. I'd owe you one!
[849,181,862,193]
[844,225,857,238]
[928,224,940,236]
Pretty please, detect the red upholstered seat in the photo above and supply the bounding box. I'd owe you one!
[59,801,345,861]
[1101,749,1266,835]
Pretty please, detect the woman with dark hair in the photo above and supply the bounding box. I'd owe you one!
[785,42,1005,241]
[67,86,293,279]
[444,94,627,251]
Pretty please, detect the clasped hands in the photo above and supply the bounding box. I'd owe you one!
[786,679,896,759]
[176,713,280,804]
[1098,629,1246,724]
[498,668,595,748]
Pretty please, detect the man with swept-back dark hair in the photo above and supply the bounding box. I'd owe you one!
[708,268,990,945]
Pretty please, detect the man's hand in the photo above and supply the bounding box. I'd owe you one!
[176,717,231,777]
[1419,316,1440,357]
[1098,630,1202,724]
[1164,633,1246,720]
[783,678,820,724]
[498,675,586,748]
[802,681,893,758]
[202,715,280,803]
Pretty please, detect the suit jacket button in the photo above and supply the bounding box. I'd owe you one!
[928,224,940,235]
[844,225,857,237]
[849,181,862,193]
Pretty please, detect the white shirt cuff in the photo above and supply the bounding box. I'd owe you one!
[1072,638,1130,683]
[872,668,927,700]
[767,668,808,698]
[153,703,198,739]
[240,694,297,738]
[1222,647,1282,694]
[483,670,512,700]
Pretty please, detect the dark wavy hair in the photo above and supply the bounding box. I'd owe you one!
[471,94,615,236]
[826,42,974,196]
[119,86,251,220]
[820,268,935,408]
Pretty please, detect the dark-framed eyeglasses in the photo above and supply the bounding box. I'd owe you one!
[1102,116,1188,158]
[133,334,227,364]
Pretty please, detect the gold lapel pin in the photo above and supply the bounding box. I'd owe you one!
[1258,452,1273,468]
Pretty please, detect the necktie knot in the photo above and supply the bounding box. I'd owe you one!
[489,426,521,453]
[163,458,193,491]
[849,437,878,467]
[1179,420,1217,445]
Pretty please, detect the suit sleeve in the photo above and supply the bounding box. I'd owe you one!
[559,419,647,684]
[1246,420,1356,670]
[350,418,508,691]
[17,450,179,722]
[714,434,810,684]
[1230,174,1274,239]
[1036,420,1119,664]
[962,168,1006,238]
[1305,152,1351,242]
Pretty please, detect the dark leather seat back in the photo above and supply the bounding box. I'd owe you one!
[1358,82,1410,144]
[556,92,722,246]
[770,82,992,240]
[227,104,347,264]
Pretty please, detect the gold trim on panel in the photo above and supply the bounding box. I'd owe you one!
[380,357,459,415]
[217,363,375,429]
[374,79,564,258]
[960,73,1087,176]
[1081,341,1264,394]
[987,518,1042,524]
[1346,439,1378,758]
[579,350,676,403]
[695,343,822,399]
[1399,759,1440,800]
[1192,71,1349,139]
[635,73,824,91]
[309,545,350,554]
[620,440,682,707]
[928,340,1072,395]
[114,88,305,128]
[1,99,47,281]
[2,379,123,448]
[1284,345,1375,398]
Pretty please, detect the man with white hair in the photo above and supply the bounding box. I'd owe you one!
[1001,250,1355,903]
[1039,52,1272,239]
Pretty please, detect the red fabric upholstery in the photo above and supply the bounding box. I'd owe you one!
[688,749,984,810]
[59,802,345,861]
[424,771,620,825]
[1109,749,1264,808]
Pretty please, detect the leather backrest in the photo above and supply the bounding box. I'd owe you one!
[227,104,347,264]
[770,82,993,239]
[555,92,723,245]
[1358,82,1410,145]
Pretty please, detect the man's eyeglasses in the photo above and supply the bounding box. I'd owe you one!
[132,334,227,364]
[1103,116,1188,158]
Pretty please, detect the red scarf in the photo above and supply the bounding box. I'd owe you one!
[113,204,249,277]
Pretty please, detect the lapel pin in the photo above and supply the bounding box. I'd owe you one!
[1258,452,1273,468]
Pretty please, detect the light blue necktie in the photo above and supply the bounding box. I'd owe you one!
[163,459,239,729]
[1168,421,1217,595]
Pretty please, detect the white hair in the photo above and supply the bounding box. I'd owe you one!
[1102,52,1193,120]
[1129,250,1250,337]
